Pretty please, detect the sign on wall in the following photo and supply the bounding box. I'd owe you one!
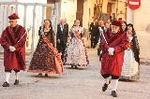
[128,0,141,10]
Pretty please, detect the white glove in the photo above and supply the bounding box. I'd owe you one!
[9,46,16,52]
[9,46,13,51]
[108,47,114,55]
[11,46,16,52]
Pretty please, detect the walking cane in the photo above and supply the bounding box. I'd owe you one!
[101,31,108,45]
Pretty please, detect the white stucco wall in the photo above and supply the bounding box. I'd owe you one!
[82,0,96,29]
[126,0,150,59]
[60,0,97,30]
[117,1,126,20]
[60,0,77,29]
[127,0,150,31]
[102,0,108,13]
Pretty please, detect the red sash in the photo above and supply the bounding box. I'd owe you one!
[42,35,64,73]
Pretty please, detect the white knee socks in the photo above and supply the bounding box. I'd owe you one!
[15,72,19,80]
[111,79,119,91]
[105,77,110,84]
[6,72,11,83]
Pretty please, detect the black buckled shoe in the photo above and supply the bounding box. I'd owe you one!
[102,83,109,92]
[111,91,117,97]
[14,79,19,85]
[2,82,10,87]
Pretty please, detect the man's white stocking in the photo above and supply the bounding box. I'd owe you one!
[6,72,11,83]
[111,79,119,91]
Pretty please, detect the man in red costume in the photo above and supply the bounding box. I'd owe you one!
[0,13,27,87]
[100,20,129,97]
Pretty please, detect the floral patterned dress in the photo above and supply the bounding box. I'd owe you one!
[120,34,140,81]
[28,26,64,74]
[64,26,89,67]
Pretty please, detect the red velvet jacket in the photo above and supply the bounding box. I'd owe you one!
[100,30,129,76]
[0,25,27,70]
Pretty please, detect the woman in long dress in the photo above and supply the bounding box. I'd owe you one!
[120,23,140,81]
[28,19,64,76]
[64,19,89,68]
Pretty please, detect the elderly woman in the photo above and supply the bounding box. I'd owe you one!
[64,19,89,68]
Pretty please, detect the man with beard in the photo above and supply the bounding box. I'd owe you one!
[100,20,129,97]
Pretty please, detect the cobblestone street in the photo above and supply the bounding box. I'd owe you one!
[0,48,150,99]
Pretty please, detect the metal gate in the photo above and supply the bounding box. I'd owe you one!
[0,1,59,53]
